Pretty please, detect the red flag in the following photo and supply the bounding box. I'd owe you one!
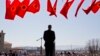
[5,0,20,20]
[60,0,74,19]
[47,0,58,17]
[47,0,52,12]
[92,1,100,13]
[75,0,84,17]
[83,0,96,14]
[5,0,10,19]
[6,0,10,8]
[17,0,30,18]
[27,0,40,14]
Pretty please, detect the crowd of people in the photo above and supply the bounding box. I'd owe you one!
[0,50,28,56]
[0,50,100,56]
[56,51,86,56]
[56,51,100,56]
[0,51,82,56]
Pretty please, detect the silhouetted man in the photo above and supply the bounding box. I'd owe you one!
[43,25,56,56]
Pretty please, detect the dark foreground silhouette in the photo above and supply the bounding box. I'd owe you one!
[43,25,56,56]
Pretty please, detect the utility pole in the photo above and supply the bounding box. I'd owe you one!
[37,37,43,56]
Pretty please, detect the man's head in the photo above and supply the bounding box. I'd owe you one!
[48,25,52,30]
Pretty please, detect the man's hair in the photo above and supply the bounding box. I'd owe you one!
[48,25,52,30]
[48,25,52,28]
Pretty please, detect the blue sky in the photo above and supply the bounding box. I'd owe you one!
[0,0,100,48]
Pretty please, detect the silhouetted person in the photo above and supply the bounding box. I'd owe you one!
[43,25,56,56]
[60,52,63,56]
[8,50,13,56]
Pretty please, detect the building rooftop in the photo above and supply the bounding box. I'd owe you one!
[4,41,12,45]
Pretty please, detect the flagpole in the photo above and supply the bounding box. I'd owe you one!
[36,37,43,56]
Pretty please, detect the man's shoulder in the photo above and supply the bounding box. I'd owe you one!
[44,30,48,32]
[45,30,54,32]
[44,30,47,33]
[51,30,54,32]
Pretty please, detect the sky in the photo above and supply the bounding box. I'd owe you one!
[0,0,100,48]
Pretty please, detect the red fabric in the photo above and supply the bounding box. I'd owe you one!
[75,0,84,17]
[47,0,52,12]
[27,0,40,14]
[17,0,30,18]
[5,0,20,20]
[92,1,100,13]
[83,0,96,14]
[60,0,74,18]
[5,0,10,19]
[49,0,58,17]
[47,0,58,17]
[6,0,10,8]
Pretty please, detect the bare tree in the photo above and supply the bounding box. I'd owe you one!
[86,39,100,56]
